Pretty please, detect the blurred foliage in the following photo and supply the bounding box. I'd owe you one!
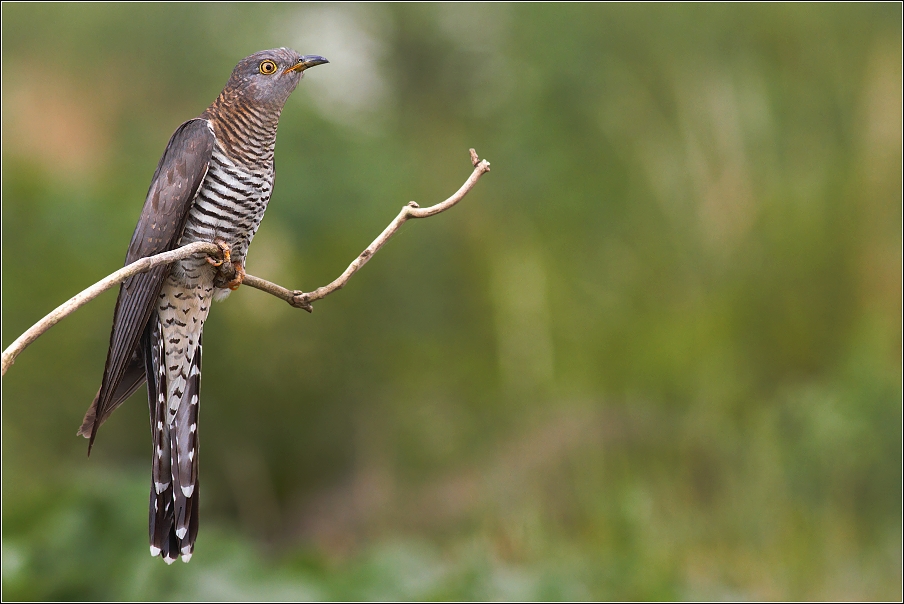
[2,3,901,600]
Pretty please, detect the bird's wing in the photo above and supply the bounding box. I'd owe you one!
[79,118,215,448]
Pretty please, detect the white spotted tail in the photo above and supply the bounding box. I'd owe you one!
[149,271,209,563]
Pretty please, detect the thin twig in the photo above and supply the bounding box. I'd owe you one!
[2,149,490,377]
[244,149,491,311]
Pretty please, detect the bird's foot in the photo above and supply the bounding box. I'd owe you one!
[213,259,245,290]
[206,239,231,267]
[224,262,245,290]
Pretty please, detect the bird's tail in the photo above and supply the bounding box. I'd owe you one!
[148,317,202,564]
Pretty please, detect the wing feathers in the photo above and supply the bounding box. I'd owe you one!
[77,347,145,438]
[82,119,214,448]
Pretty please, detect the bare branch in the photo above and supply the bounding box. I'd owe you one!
[2,242,220,376]
[2,149,490,376]
[242,149,491,310]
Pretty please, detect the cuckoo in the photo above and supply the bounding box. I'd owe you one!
[77,48,328,564]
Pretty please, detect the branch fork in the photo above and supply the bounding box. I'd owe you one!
[2,149,490,376]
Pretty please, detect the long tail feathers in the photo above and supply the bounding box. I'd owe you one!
[148,319,202,564]
[173,332,202,562]
[148,316,176,562]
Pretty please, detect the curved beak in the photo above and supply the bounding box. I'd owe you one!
[285,55,329,74]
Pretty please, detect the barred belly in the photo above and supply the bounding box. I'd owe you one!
[179,137,274,278]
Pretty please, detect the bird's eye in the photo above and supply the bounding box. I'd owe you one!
[259,60,278,75]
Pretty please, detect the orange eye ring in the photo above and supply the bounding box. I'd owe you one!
[259,60,278,75]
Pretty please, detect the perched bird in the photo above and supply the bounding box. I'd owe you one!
[77,48,328,564]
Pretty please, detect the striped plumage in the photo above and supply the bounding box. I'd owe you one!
[79,49,327,564]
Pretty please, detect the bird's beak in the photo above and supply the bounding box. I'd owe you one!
[285,55,329,74]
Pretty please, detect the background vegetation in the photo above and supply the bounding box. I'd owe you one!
[2,4,901,600]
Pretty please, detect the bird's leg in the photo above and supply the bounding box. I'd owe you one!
[205,239,231,267]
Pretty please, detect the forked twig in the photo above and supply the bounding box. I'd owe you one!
[248,149,491,311]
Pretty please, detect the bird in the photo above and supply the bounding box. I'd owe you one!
[76,48,328,564]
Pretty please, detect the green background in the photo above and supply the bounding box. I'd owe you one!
[2,4,901,600]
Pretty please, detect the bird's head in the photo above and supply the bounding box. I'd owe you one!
[224,48,328,108]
